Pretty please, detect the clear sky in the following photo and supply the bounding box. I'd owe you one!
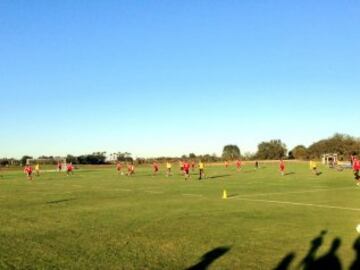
[1,1,359,158]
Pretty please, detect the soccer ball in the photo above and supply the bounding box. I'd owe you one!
[356,224,360,233]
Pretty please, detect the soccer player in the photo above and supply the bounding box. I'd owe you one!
[224,161,229,168]
[255,161,259,169]
[236,159,242,171]
[191,161,195,171]
[309,160,318,175]
[24,165,33,181]
[166,161,172,177]
[153,161,159,176]
[127,163,135,176]
[57,161,62,172]
[198,160,205,180]
[179,160,184,173]
[279,159,285,176]
[66,162,74,176]
[353,157,360,184]
[35,163,40,176]
[116,162,123,175]
[183,161,191,180]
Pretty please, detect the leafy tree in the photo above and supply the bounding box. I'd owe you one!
[20,155,33,166]
[256,140,287,160]
[307,133,360,159]
[66,155,79,164]
[222,145,241,160]
[290,145,308,160]
[189,153,196,159]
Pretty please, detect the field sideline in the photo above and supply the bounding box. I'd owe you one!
[0,162,359,269]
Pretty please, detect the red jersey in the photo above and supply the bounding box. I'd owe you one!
[183,162,190,171]
[354,159,360,171]
[280,160,285,170]
[116,163,122,170]
[153,163,159,170]
[24,166,33,174]
[236,160,241,167]
[67,164,73,171]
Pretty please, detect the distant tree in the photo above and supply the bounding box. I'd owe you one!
[77,152,107,164]
[256,140,287,160]
[307,133,360,159]
[189,153,196,159]
[20,155,33,166]
[222,145,241,160]
[66,155,79,164]
[290,145,308,160]
[243,152,255,161]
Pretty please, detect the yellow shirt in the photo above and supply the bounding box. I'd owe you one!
[199,162,204,169]
[166,162,172,169]
[310,161,317,169]
[35,164,40,170]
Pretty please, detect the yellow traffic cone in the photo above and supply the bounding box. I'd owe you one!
[222,190,227,199]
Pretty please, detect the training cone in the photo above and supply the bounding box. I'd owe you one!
[222,190,227,199]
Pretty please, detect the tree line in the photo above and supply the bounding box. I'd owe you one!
[1,133,359,166]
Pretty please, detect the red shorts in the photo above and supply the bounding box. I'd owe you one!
[184,169,190,175]
[280,166,285,171]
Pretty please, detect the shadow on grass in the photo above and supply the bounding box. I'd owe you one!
[284,172,295,176]
[274,230,360,270]
[47,198,76,204]
[208,175,231,179]
[186,246,231,270]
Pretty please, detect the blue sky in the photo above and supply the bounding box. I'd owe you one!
[1,1,359,158]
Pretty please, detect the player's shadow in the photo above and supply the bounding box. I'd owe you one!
[316,172,323,176]
[186,246,231,270]
[47,198,76,204]
[208,175,231,179]
[284,172,295,176]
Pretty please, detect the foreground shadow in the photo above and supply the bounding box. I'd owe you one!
[274,231,360,270]
[186,246,231,270]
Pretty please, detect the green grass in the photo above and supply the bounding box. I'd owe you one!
[0,163,359,269]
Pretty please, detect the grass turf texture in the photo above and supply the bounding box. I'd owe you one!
[0,163,359,269]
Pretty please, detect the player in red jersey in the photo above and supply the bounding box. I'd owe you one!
[116,162,123,175]
[353,158,360,185]
[153,161,159,176]
[57,161,62,172]
[183,161,191,180]
[127,163,135,176]
[224,161,229,168]
[279,159,285,176]
[236,159,242,172]
[24,165,33,181]
[66,162,74,176]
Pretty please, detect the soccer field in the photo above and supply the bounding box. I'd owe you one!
[0,163,359,269]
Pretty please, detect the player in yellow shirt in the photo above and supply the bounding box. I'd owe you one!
[309,160,319,175]
[166,161,172,177]
[198,161,205,180]
[35,163,40,176]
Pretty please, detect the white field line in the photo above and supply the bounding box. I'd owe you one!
[229,187,354,199]
[182,193,204,197]
[233,197,360,212]
[145,191,164,194]
[115,188,132,192]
